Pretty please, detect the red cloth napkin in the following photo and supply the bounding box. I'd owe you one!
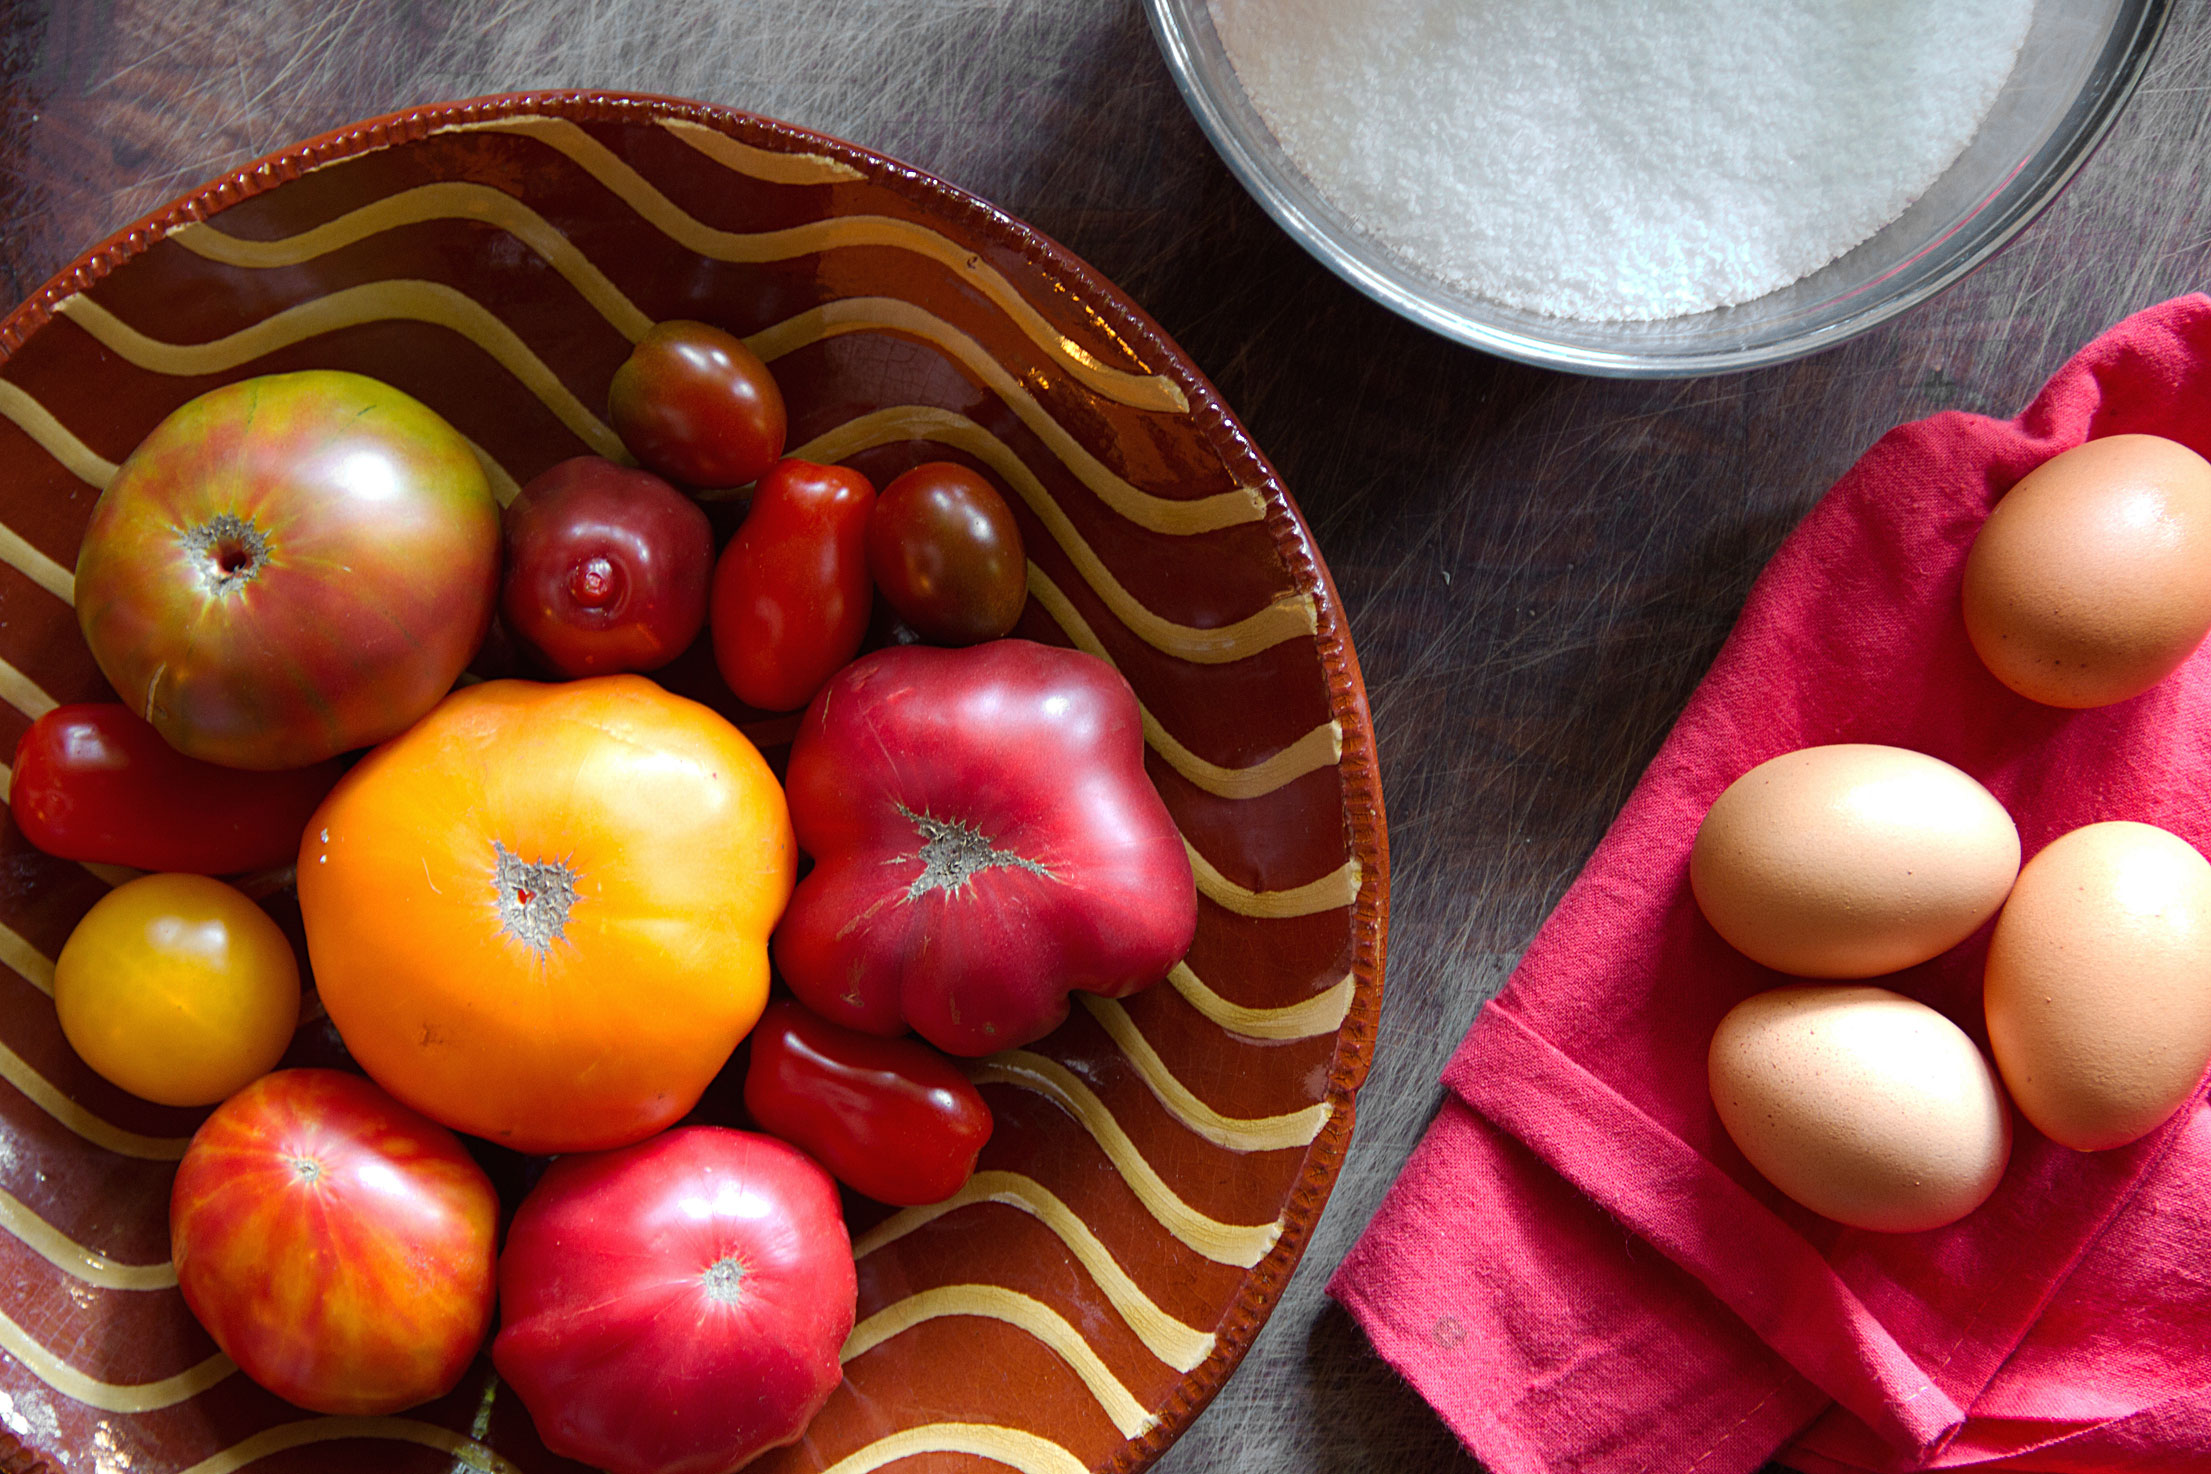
[1331,295,2211,1474]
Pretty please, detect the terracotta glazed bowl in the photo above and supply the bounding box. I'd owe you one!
[0,92,1386,1474]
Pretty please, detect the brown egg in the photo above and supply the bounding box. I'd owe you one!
[1962,434,2211,708]
[1690,744,2020,978]
[1709,985,2011,1232]
[1983,821,2211,1151]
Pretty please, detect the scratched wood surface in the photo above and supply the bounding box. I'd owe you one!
[2,3,2208,1471]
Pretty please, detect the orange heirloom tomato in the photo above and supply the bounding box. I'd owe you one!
[296,676,794,1153]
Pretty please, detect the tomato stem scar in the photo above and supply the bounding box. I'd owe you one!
[180,512,273,595]
[491,841,579,953]
[898,805,1052,899]
[701,1256,746,1304]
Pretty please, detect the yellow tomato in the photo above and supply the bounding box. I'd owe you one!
[297,675,795,1153]
[55,874,300,1106]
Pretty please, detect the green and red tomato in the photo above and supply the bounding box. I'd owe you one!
[73,371,500,770]
[609,320,787,489]
[169,1068,499,1414]
[868,461,1028,645]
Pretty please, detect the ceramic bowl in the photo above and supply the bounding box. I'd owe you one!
[0,91,1387,1474]
[1146,0,2173,376]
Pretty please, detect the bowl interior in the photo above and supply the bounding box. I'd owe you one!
[0,93,1385,1474]
[1147,0,2172,375]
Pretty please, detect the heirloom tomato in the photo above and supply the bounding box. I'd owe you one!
[10,703,345,874]
[494,1126,855,1474]
[710,458,875,711]
[297,676,794,1153]
[744,998,992,1205]
[609,320,787,488]
[55,873,299,1107]
[775,640,1197,1055]
[170,1068,499,1415]
[867,461,1028,645]
[74,371,500,769]
[500,456,714,676]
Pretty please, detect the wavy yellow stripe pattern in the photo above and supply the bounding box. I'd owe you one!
[760,300,1258,538]
[0,922,54,997]
[0,522,71,607]
[819,1423,1089,1474]
[0,1303,228,1411]
[1079,996,1330,1152]
[454,114,1185,415]
[0,1033,191,1160]
[971,1053,1281,1268]
[779,386,1300,662]
[1168,964,1356,1042]
[0,379,116,488]
[654,118,867,185]
[173,183,657,342]
[853,1170,1215,1374]
[1186,840,1361,919]
[1023,564,1341,800]
[0,1186,174,1290]
[0,655,56,724]
[843,1284,1155,1440]
[53,286,626,460]
[173,1417,525,1474]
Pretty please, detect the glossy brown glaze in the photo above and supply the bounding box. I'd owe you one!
[0,93,1386,1474]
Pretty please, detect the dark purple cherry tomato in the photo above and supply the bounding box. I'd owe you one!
[500,457,713,677]
[743,999,993,1206]
[867,461,1027,646]
[710,459,875,712]
[608,320,787,488]
[11,704,346,873]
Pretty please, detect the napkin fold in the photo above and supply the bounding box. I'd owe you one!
[1332,295,2211,1474]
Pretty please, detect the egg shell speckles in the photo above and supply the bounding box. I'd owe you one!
[1709,985,2012,1233]
[1984,821,2211,1152]
[1690,744,2020,979]
[1963,434,2211,709]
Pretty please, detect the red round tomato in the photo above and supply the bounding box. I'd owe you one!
[74,371,500,769]
[867,461,1027,645]
[10,703,345,874]
[170,1068,499,1415]
[493,1126,856,1474]
[744,997,993,1205]
[710,459,876,711]
[609,320,787,488]
[500,456,714,676]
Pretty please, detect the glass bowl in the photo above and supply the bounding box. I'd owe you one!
[1145,0,2174,377]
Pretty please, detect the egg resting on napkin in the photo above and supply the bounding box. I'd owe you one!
[1330,294,2211,1474]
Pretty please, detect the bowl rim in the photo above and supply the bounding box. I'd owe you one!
[0,88,1391,1474]
[1141,0,2176,378]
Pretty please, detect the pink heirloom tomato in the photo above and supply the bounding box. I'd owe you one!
[493,1126,856,1474]
[170,1069,499,1415]
[773,640,1198,1056]
[74,371,500,770]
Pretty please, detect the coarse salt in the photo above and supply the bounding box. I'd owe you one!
[1212,0,2035,322]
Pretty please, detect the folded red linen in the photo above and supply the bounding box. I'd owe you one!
[1332,295,2211,1474]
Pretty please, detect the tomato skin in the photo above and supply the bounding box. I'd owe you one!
[609,320,787,488]
[56,873,300,1107]
[867,461,1028,646]
[494,1126,855,1474]
[298,676,795,1153]
[744,998,993,1205]
[500,456,714,677]
[74,371,500,769]
[10,704,345,874]
[775,641,1197,1056]
[170,1068,499,1415]
[710,459,876,711]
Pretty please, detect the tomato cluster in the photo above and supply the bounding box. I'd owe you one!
[16,320,1194,1474]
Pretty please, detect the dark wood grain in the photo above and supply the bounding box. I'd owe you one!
[3,3,2208,1471]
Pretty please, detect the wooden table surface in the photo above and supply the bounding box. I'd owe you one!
[4,3,2208,1471]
